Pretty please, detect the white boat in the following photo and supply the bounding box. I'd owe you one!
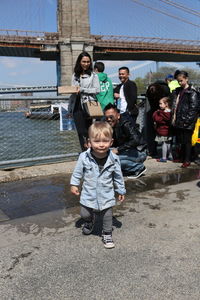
[25,103,60,120]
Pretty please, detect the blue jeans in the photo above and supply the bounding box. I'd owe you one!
[119,149,147,175]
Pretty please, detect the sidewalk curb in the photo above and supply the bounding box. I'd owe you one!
[0,157,193,184]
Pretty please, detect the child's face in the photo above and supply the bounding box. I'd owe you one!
[177,75,188,88]
[159,100,167,110]
[89,133,113,157]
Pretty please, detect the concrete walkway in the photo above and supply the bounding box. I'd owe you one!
[0,177,200,299]
[0,158,200,299]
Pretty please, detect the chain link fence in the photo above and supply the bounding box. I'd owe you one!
[0,97,146,169]
[0,99,81,169]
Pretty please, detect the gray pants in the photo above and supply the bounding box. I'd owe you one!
[80,205,113,233]
[162,141,173,160]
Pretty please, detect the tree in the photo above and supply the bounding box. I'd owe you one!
[144,66,200,87]
[134,77,146,95]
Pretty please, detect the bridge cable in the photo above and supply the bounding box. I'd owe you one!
[157,0,200,17]
[128,0,200,28]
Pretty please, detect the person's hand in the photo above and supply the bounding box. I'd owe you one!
[70,185,80,196]
[114,93,120,99]
[118,194,125,202]
[76,86,80,94]
[112,148,118,154]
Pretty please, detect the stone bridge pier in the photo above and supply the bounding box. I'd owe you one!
[57,0,94,86]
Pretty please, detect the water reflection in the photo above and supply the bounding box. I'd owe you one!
[0,168,199,220]
[125,168,199,194]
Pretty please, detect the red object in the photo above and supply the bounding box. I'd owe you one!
[181,162,191,168]
[152,110,171,137]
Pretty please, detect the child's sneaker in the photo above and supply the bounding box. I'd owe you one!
[82,217,95,235]
[102,232,115,249]
[156,158,167,162]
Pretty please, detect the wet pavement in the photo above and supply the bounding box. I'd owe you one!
[0,167,199,222]
[0,178,200,300]
[0,157,200,299]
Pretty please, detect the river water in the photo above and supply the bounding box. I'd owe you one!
[0,112,80,167]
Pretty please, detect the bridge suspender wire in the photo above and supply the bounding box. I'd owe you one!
[157,0,200,17]
[128,0,200,28]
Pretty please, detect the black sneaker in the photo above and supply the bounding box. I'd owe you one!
[82,217,95,235]
[102,232,115,249]
[127,166,147,179]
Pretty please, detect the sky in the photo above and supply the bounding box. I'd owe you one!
[0,0,200,87]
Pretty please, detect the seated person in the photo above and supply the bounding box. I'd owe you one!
[104,104,147,178]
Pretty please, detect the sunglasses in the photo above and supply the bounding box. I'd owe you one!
[105,115,115,121]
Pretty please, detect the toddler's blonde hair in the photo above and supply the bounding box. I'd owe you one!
[88,121,113,139]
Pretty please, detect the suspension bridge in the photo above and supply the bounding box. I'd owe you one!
[1,29,200,62]
[0,0,200,87]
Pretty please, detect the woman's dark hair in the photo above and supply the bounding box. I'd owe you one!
[176,70,188,78]
[74,52,93,78]
[174,69,180,79]
[146,82,170,111]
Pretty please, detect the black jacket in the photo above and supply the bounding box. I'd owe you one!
[112,116,146,153]
[172,85,199,130]
[114,79,138,116]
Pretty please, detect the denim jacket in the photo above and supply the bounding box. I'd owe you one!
[70,149,126,211]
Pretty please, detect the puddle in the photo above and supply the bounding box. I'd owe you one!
[125,168,200,194]
[0,168,199,221]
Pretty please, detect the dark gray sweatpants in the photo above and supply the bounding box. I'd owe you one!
[80,205,113,233]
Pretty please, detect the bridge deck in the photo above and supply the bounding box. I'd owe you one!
[0,31,200,62]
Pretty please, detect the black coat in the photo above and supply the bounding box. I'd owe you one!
[112,116,146,153]
[172,85,199,130]
[114,79,138,116]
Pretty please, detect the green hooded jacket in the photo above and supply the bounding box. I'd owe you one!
[96,72,114,110]
[168,80,180,93]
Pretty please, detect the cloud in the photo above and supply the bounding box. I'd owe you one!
[9,68,31,77]
[101,60,132,68]
[28,58,45,65]
[9,72,18,77]
[108,61,153,78]
[0,81,29,87]
[165,62,185,69]
[0,57,18,69]
[0,57,44,70]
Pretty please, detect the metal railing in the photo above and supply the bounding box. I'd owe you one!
[93,35,200,54]
[0,98,80,169]
[0,29,59,44]
[93,34,200,46]
[0,96,146,169]
[0,86,58,94]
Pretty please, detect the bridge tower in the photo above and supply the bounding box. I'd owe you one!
[57,0,94,86]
